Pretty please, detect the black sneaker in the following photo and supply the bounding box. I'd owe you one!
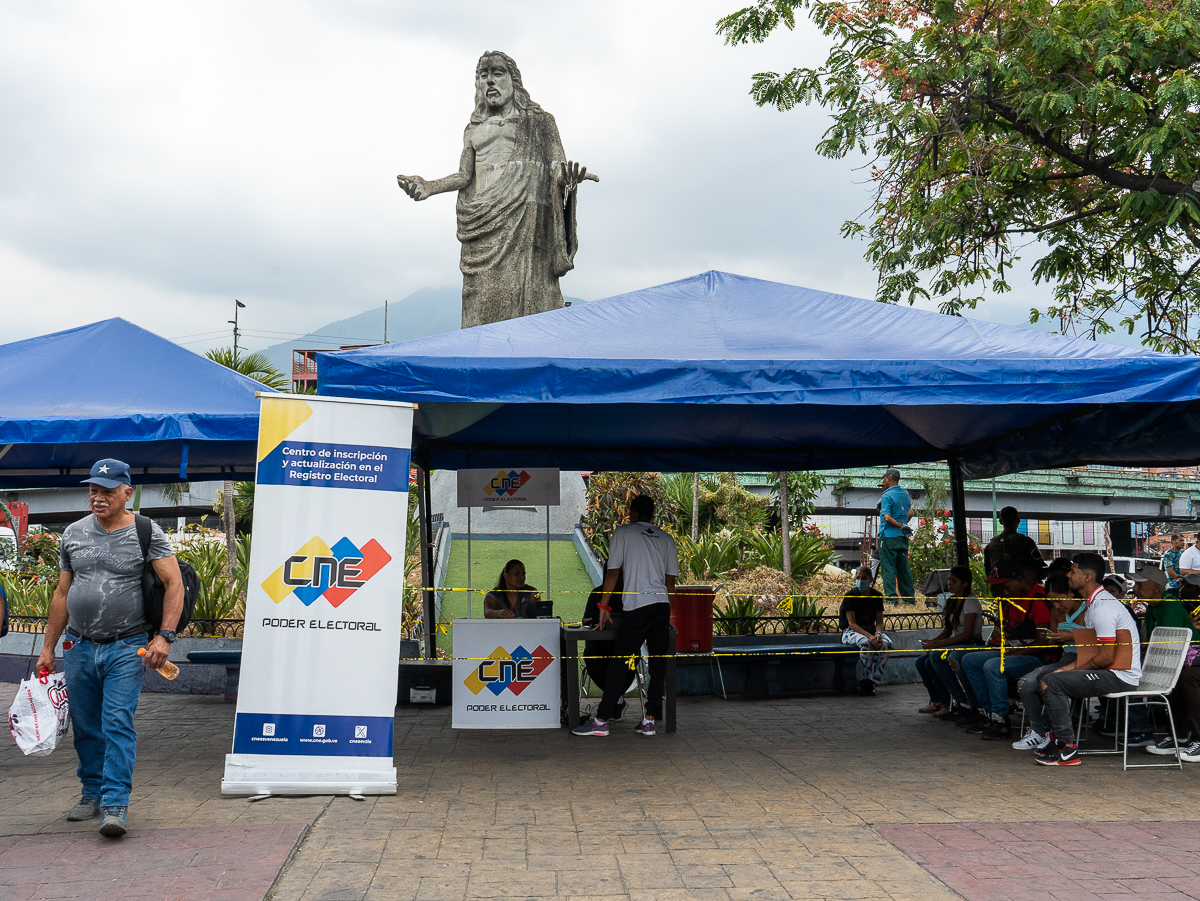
[936,703,963,721]
[956,709,985,729]
[1148,733,1193,756]
[965,715,990,734]
[858,679,876,696]
[980,716,1013,741]
[1035,740,1080,766]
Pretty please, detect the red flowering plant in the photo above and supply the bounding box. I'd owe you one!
[907,506,983,587]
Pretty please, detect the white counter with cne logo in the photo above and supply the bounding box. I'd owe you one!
[452,619,561,729]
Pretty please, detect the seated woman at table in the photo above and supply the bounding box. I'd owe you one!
[484,559,540,619]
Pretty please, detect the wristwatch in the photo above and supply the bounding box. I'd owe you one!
[157,630,178,644]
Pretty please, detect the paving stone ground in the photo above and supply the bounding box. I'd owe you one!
[0,681,1198,900]
[879,821,1200,901]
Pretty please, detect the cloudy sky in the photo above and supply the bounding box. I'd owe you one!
[1,0,1071,355]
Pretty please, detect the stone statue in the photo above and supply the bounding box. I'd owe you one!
[397,51,597,328]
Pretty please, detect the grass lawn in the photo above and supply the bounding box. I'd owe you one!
[437,538,597,652]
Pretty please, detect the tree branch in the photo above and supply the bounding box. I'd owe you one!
[983,96,1198,198]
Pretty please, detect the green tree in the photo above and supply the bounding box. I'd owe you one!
[203,348,290,390]
[719,0,1200,352]
[583,473,679,560]
[204,346,286,586]
[212,481,256,532]
[766,471,825,531]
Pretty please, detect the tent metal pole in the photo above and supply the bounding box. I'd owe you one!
[949,454,970,568]
[417,465,436,660]
[546,505,551,606]
[467,506,472,619]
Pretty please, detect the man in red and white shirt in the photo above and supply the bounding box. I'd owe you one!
[1033,552,1144,765]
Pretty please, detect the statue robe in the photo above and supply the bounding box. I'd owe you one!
[456,110,579,328]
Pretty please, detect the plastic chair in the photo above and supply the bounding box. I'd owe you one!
[1102,626,1192,771]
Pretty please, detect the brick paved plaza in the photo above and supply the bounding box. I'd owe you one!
[1,682,1199,900]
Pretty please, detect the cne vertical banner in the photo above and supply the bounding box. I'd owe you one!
[222,395,413,796]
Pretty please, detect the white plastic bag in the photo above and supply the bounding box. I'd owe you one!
[8,670,69,756]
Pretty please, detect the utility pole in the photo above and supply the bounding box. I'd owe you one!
[778,472,792,580]
[691,473,700,542]
[991,477,998,536]
[224,297,244,593]
[229,299,246,360]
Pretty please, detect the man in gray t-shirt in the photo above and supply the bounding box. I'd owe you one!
[57,515,173,640]
[37,458,183,838]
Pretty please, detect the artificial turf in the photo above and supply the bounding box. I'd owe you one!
[436,538,597,651]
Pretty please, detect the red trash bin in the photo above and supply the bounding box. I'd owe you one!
[670,585,715,653]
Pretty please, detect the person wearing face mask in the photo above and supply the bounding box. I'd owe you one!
[839,565,891,695]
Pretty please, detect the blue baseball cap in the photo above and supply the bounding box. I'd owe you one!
[81,458,132,489]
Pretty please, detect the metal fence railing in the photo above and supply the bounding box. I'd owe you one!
[4,617,245,639]
[6,614,938,642]
[713,611,942,637]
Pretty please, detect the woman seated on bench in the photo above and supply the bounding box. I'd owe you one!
[840,565,892,696]
[484,559,541,619]
[915,566,984,716]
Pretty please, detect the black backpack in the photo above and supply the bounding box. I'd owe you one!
[135,514,200,633]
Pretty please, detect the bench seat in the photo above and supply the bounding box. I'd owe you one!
[186,650,242,701]
[711,641,859,697]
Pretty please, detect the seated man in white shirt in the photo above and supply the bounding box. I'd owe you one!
[572,494,678,738]
[1032,552,1144,766]
[1180,536,1200,579]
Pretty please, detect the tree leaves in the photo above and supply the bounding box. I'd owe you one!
[718,0,1200,352]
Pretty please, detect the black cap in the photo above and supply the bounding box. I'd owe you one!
[986,560,1025,585]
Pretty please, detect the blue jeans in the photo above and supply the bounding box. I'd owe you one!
[963,650,1046,718]
[915,652,951,706]
[930,644,987,706]
[63,635,145,808]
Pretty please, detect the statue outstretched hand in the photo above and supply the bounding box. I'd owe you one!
[397,174,431,201]
[559,160,599,193]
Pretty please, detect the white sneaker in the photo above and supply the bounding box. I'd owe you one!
[1147,734,1192,756]
[1012,730,1051,751]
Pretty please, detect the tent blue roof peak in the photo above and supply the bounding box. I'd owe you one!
[328,269,1153,365]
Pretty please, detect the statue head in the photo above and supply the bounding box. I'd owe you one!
[471,51,542,123]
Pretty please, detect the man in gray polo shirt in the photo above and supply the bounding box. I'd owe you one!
[37,459,183,837]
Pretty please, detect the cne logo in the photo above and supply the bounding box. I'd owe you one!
[463,646,555,696]
[484,469,531,497]
[261,535,391,607]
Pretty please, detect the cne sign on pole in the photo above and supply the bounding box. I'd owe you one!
[456,468,560,508]
[222,394,413,796]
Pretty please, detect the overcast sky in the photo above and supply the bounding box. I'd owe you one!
[1,0,1074,355]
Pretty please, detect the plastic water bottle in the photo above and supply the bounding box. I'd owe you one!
[137,647,179,680]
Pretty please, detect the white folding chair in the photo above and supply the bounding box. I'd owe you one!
[1103,626,1192,771]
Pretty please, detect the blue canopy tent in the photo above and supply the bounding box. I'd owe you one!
[0,318,267,489]
[319,271,1200,478]
[320,269,1200,650]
